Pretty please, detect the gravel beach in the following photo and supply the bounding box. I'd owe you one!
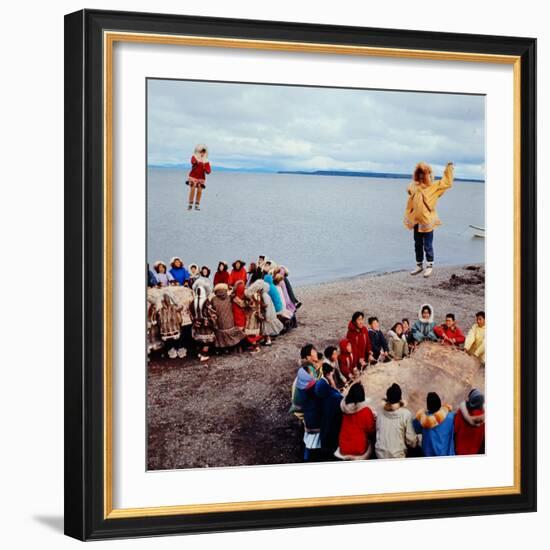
[147,264,485,470]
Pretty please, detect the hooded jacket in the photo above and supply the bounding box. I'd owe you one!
[454,401,485,455]
[413,404,456,457]
[387,330,409,360]
[229,264,248,287]
[375,401,417,459]
[169,258,191,286]
[412,304,437,342]
[339,398,376,457]
[346,321,372,367]
[338,339,355,380]
[188,145,211,180]
[403,163,454,233]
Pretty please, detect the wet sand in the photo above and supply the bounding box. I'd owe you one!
[147,264,485,470]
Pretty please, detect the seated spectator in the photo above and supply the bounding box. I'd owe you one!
[387,322,410,360]
[413,392,455,457]
[325,345,346,387]
[368,316,391,363]
[412,304,438,343]
[338,339,358,382]
[465,311,486,363]
[434,313,466,346]
[335,382,376,460]
[375,383,418,459]
[346,311,374,370]
[454,388,485,455]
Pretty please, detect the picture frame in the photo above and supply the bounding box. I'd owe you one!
[64,8,537,541]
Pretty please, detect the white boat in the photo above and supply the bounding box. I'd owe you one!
[469,224,485,238]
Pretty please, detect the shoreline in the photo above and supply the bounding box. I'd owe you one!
[147,263,485,470]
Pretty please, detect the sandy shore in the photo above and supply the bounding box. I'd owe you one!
[147,263,485,470]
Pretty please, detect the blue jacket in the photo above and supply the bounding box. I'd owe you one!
[170,266,190,286]
[368,328,389,356]
[412,320,437,342]
[413,410,456,456]
[264,274,284,313]
[314,377,343,451]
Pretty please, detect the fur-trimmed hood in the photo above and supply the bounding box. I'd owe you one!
[418,303,434,323]
[459,400,485,426]
[153,260,167,272]
[341,398,372,415]
[193,144,209,162]
[170,256,183,267]
[246,279,268,296]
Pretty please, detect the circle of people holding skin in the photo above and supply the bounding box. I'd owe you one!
[291,306,486,463]
[147,255,302,362]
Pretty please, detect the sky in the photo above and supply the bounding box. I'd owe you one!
[147,79,486,180]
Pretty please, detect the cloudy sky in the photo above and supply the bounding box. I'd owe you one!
[147,79,485,179]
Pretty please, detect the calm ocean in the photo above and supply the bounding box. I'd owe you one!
[147,169,485,286]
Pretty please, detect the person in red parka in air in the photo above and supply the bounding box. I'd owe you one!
[186,144,211,211]
[345,311,374,371]
[454,388,485,455]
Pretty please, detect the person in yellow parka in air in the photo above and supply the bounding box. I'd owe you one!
[465,311,485,364]
[404,161,455,278]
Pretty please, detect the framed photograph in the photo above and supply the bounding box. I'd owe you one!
[64,9,537,540]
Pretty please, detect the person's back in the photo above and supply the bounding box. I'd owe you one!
[454,389,485,455]
[413,392,455,457]
[376,404,416,459]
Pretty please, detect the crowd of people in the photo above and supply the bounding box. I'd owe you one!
[147,255,302,361]
[290,306,486,461]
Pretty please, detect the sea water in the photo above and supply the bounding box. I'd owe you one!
[147,169,485,286]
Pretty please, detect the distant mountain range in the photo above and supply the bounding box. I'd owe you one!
[277,169,485,182]
[147,164,484,182]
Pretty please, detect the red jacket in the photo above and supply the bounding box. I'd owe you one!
[213,271,230,286]
[338,339,355,379]
[229,268,248,287]
[434,324,466,345]
[339,403,376,456]
[454,405,485,455]
[189,156,211,180]
[346,321,372,367]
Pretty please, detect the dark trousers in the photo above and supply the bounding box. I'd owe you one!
[413,224,434,264]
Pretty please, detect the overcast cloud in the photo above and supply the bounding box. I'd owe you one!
[147,79,485,179]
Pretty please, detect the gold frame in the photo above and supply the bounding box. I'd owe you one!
[103,31,522,520]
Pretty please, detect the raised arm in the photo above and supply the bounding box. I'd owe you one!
[432,162,455,197]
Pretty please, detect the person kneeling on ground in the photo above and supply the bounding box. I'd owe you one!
[338,339,359,382]
[387,322,410,360]
[335,382,376,460]
[454,388,485,455]
[413,392,455,457]
[346,311,374,370]
[465,311,485,364]
[434,313,466,347]
[375,383,418,459]
[368,317,391,363]
[315,364,343,460]
[412,304,438,343]
[325,345,346,387]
